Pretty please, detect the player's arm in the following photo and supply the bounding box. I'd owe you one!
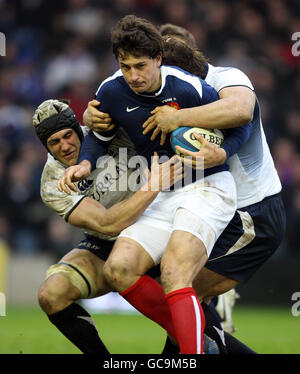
[171,86,255,128]
[177,122,253,169]
[58,129,116,194]
[67,154,183,237]
[83,99,116,132]
[143,86,255,143]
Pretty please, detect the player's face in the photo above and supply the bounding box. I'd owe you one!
[118,52,162,93]
[47,128,81,166]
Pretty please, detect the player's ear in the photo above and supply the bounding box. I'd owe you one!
[156,53,163,67]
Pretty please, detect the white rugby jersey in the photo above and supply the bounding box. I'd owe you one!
[40,128,139,241]
[205,64,282,208]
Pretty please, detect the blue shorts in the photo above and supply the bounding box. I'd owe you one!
[205,193,286,283]
[77,234,114,261]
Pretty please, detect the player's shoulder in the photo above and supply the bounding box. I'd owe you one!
[162,65,201,83]
[207,63,247,77]
[41,154,65,180]
[40,154,65,197]
[161,64,208,97]
[206,63,254,91]
[95,69,124,96]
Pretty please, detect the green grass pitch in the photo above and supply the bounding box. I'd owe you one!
[0,304,299,354]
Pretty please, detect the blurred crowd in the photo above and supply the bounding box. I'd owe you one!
[0,0,299,260]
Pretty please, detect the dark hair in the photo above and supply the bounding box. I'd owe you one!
[162,37,208,79]
[111,14,163,60]
[159,23,198,49]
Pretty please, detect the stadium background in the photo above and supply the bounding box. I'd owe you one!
[0,0,299,354]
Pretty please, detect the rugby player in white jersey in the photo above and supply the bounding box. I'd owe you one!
[33,99,183,354]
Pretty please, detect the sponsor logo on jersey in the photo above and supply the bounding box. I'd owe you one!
[77,178,93,192]
[126,106,140,112]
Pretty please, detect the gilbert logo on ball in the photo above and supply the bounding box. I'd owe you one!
[170,127,224,155]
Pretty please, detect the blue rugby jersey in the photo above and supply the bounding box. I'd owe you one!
[79,65,251,179]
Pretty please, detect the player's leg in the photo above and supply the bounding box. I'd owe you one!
[38,244,113,354]
[103,236,178,339]
[191,193,286,353]
[103,237,155,292]
[160,172,236,354]
[162,271,255,355]
[161,229,208,354]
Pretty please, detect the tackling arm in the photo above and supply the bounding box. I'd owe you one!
[67,190,159,237]
[174,86,255,129]
[142,86,256,144]
[66,154,183,237]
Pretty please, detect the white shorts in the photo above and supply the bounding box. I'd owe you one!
[119,171,237,265]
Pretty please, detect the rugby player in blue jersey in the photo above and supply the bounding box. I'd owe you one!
[62,15,257,354]
[142,27,285,350]
[143,28,285,306]
[81,22,285,354]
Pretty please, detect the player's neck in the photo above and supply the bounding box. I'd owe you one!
[144,72,162,95]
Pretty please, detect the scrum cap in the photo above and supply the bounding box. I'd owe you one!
[32,99,83,149]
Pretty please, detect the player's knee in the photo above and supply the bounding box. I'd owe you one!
[103,258,136,291]
[103,260,126,289]
[38,273,78,315]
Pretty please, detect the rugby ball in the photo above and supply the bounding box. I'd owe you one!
[170,127,224,155]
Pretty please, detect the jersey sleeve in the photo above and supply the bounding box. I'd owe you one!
[208,66,254,92]
[78,130,114,170]
[221,122,253,159]
[79,77,120,169]
[40,163,86,222]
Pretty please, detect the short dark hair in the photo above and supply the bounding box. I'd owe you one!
[111,15,163,60]
[162,36,208,79]
[159,23,198,49]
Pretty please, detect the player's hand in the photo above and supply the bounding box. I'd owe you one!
[57,161,92,194]
[83,100,116,133]
[144,152,183,191]
[142,105,180,145]
[176,133,227,169]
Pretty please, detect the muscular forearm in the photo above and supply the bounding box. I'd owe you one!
[176,87,255,130]
[100,188,159,236]
[67,154,181,236]
[68,188,159,237]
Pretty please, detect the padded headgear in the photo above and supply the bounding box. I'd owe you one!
[32,99,83,149]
